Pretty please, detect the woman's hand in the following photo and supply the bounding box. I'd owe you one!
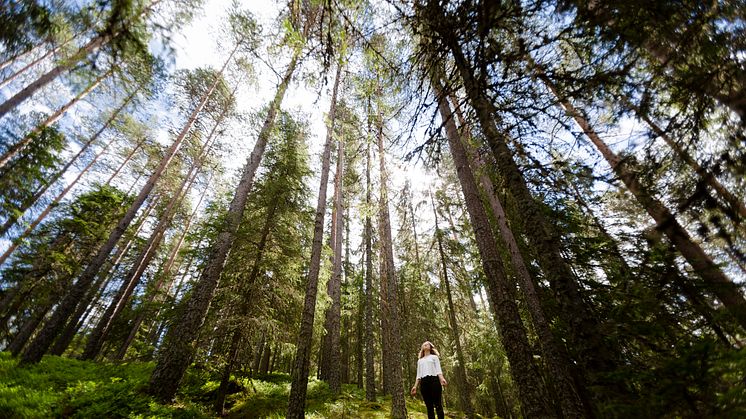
[410,386,417,396]
[439,377,447,387]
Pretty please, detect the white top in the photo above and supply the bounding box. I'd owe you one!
[416,354,443,379]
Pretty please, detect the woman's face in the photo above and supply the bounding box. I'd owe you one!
[421,342,432,352]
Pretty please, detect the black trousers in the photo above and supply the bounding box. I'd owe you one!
[420,375,444,419]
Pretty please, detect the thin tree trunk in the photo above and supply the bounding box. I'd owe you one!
[18,43,233,364]
[0,68,111,171]
[106,136,148,185]
[0,34,109,122]
[115,171,212,360]
[49,195,159,356]
[81,90,226,360]
[364,137,376,402]
[320,134,345,392]
[0,133,120,266]
[434,78,555,418]
[431,193,476,418]
[286,61,341,419]
[0,87,137,239]
[0,33,79,89]
[532,62,746,330]
[150,52,300,402]
[376,99,407,419]
[214,329,241,414]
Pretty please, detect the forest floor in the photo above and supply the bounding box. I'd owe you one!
[0,352,469,418]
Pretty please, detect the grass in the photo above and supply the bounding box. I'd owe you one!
[0,352,468,418]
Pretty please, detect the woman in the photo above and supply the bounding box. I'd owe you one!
[410,341,447,419]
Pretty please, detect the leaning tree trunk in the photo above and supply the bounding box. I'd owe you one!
[434,78,556,418]
[0,33,80,89]
[286,61,341,419]
[116,171,213,360]
[364,137,377,402]
[440,27,621,391]
[0,68,112,171]
[448,93,589,417]
[81,91,226,360]
[0,88,137,243]
[18,43,234,364]
[531,62,746,331]
[376,102,407,419]
[0,34,110,122]
[431,194,476,418]
[150,52,300,403]
[320,135,345,392]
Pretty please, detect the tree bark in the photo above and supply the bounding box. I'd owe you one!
[286,61,341,419]
[0,34,109,122]
[81,91,227,360]
[320,134,345,392]
[0,33,79,89]
[439,26,621,391]
[115,171,212,360]
[376,99,407,419]
[18,42,233,364]
[449,93,589,417]
[434,78,555,418]
[148,52,299,402]
[364,136,376,402]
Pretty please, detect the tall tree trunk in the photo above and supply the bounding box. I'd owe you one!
[0,68,111,171]
[364,137,376,402]
[449,94,590,417]
[18,43,234,364]
[431,193,476,418]
[81,91,226,360]
[0,88,137,240]
[286,61,341,419]
[106,137,148,185]
[0,33,79,89]
[149,52,300,402]
[433,78,555,418]
[320,135,345,392]
[376,100,407,419]
[214,329,241,414]
[439,27,621,392]
[49,195,159,356]
[0,34,110,121]
[531,61,746,330]
[115,172,212,360]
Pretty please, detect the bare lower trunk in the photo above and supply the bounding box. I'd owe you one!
[0,34,79,89]
[376,102,407,419]
[150,53,299,402]
[434,78,555,418]
[115,173,212,360]
[320,136,345,392]
[449,93,589,417]
[364,138,376,402]
[286,61,340,419]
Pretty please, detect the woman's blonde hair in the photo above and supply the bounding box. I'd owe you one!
[418,341,440,359]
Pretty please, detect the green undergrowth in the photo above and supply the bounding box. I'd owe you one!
[0,352,468,418]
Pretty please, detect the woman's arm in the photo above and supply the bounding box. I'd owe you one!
[434,356,447,386]
[437,373,447,386]
[410,378,421,396]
